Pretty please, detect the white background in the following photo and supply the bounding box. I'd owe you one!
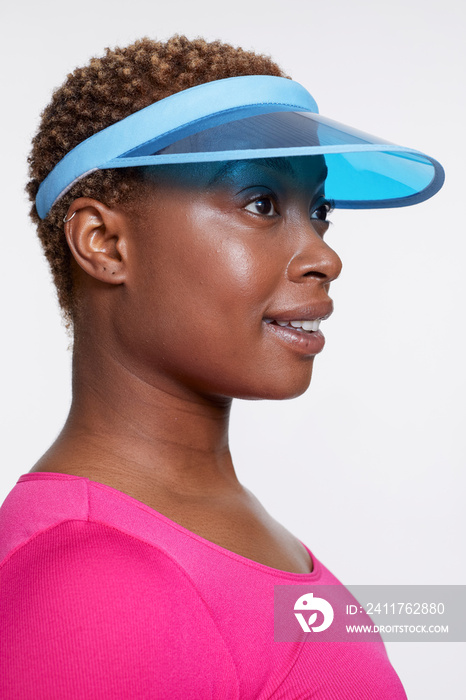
[1,1,465,697]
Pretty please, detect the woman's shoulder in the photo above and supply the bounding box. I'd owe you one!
[0,474,224,627]
[0,487,240,699]
[0,472,205,589]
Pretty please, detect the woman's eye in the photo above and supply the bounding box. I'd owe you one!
[311,200,334,222]
[244,197,276,216]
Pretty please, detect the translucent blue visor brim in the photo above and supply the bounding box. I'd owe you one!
[113,111,442,209]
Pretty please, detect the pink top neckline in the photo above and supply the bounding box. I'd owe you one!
[18,471,321,581]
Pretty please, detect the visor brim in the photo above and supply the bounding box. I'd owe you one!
[110,110,444,209]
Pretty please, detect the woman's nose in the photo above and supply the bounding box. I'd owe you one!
[286,223,342,285]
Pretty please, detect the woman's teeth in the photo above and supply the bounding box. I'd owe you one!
[264,319,321,332]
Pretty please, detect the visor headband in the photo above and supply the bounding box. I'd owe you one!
[35,76,318,219]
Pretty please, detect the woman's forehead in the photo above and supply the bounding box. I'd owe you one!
[140,156,328,189]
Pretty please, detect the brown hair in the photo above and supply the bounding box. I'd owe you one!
[26,35,287,326]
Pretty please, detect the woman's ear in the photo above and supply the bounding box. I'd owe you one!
[63,198,128,285]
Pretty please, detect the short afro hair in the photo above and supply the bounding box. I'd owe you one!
[26,35,287,326]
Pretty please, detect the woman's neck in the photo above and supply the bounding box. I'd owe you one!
[31,332,239,503]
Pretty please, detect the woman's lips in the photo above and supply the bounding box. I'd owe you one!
[263,320,326,355]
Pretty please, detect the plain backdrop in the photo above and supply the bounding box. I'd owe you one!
[1,1,465,698]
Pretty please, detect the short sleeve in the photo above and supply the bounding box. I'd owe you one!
[0,519,239,700]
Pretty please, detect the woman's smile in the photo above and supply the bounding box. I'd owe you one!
[114,156,342,401]
[262,298,333,356]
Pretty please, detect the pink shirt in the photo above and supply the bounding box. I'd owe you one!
[0,473,407,699]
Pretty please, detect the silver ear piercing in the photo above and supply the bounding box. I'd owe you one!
[63,211,77,224]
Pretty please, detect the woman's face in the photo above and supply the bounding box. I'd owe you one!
[114,157,342,401]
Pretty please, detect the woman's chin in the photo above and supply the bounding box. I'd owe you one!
[231,364,315,401]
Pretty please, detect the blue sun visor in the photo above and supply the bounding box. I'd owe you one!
[35,75,445,219]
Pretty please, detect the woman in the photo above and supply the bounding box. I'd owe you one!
[0,36,444,698]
